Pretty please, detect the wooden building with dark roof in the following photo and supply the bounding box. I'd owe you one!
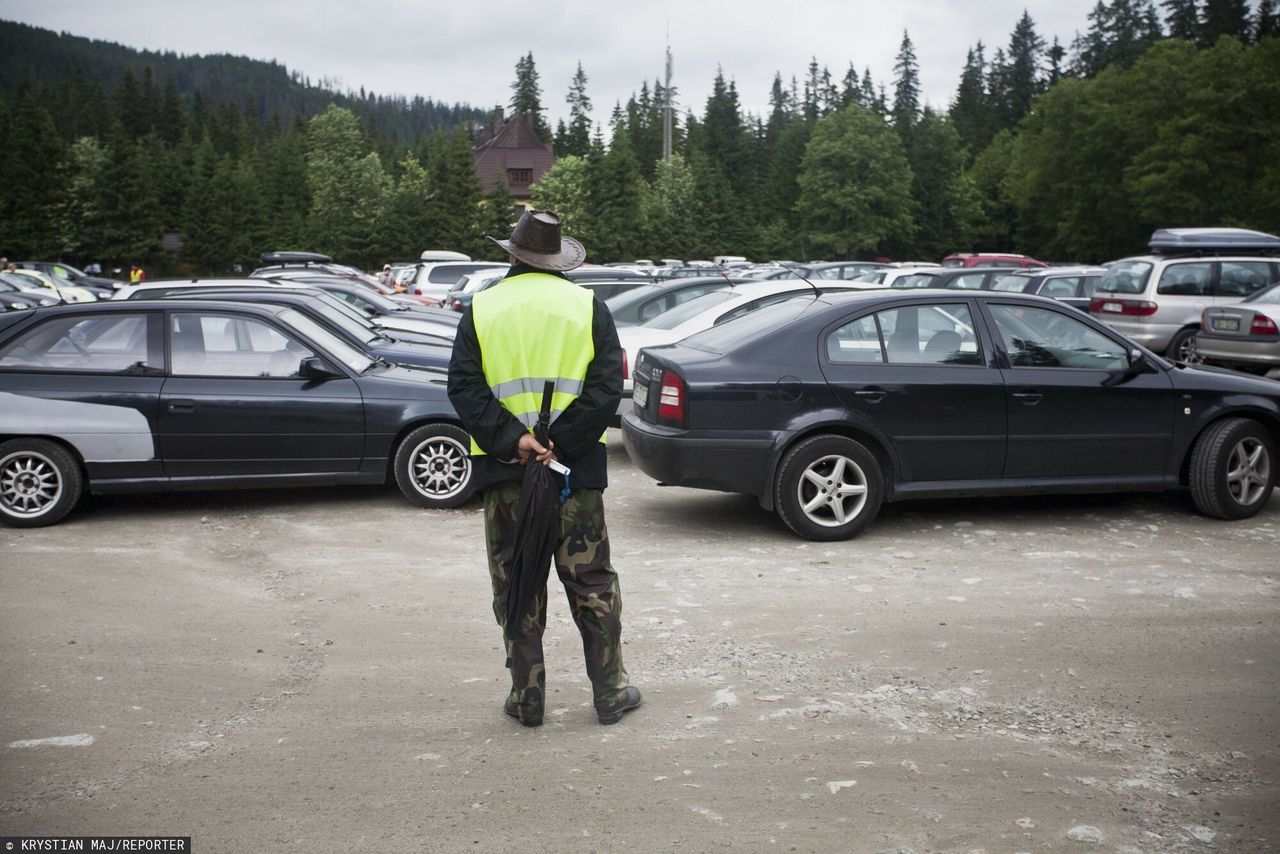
[472,109,555,207]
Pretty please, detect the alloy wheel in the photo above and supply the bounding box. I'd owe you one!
[0,450,64,519]
[409,434,471,500]
[1226,437,1271,507]
[795,454,869,528]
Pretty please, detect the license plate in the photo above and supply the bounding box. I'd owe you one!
[633,381,648,409]
[1212,317,1240,332]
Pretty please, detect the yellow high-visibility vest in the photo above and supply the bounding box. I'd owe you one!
[470,271,602,456]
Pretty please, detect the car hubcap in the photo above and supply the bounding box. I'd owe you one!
[1177,334,1202,364]
[1226,438,1271,506]
[410,435,471,500]
[797,454,868,528]
[0,451,63,517]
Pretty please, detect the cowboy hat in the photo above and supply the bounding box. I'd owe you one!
[486,209,585,272]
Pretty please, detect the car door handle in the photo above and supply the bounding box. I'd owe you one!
[167,399,196,414]
[1011,391,1043,405]
[854,387,885,402]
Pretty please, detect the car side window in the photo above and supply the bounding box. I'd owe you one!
[989,274,1030,292]
[1216,261,1276,298]
[948,273,988,289]
[815,267,842,279]
[874,304,982,366]
[170,313,315,378]
[1156,262,1212,296]
[989,305,1128,370]
[672,285,717,305]
[1040,276,1081,298]
[826,315,883,363]
[0,314,153,373]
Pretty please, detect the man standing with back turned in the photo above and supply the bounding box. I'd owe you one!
[447,209,641,728]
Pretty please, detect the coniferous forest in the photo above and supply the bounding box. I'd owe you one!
[1,4,1278,273]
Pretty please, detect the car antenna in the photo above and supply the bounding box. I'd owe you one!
[777,262,822,297]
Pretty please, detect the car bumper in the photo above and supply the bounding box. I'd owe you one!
[1195,333,1280,366]
[1092,318,1176,350]
[620,410,777,499]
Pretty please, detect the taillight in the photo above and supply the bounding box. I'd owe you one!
[1251,315,1279,335]
[621,349,629,380]
[1090,297,1158,317]
[657,370,686,424]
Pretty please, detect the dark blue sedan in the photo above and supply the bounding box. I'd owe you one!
[0,301,475,527]
[623,289,1280,539]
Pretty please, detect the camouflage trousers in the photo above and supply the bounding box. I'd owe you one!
[484,482,630,722]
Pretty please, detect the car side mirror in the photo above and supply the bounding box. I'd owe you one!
[299,356,341,379]
[1127,348,1152,373]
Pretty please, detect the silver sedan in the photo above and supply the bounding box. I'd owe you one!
[1197,283,1280,377]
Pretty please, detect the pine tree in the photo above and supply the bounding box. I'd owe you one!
[949,43,996,156]
[1202,0,1252,42]
[478,181,517,259]
[1163,0,1201,39]
[1047,37,1068,84]
[892,31,921,133]
[509,52,552,142]
[0,90,65,257]
[562,62,593,157]
[1003,11,1047,126]
[840,65,861,107]
[1258,0,1280,38]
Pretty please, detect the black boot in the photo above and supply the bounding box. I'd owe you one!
[596,686,642,725]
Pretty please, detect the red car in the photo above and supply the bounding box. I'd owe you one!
[942,253,1047,269]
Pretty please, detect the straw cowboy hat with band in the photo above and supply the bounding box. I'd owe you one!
[487,210,586,272]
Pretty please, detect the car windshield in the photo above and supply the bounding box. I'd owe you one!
[303,295,385,345]
[277,309,373,373]
[682,296,814,354]
[1097,260,1154,294]
[641,290,739,329]
[1245,283,1280,304]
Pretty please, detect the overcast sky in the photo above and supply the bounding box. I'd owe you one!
[6,0,1098,127]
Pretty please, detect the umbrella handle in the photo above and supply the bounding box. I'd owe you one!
[537,380,554,442]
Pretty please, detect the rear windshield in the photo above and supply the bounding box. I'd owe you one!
[1097,260,1154,294]
[990,273,1032,292]
[641,290,737,329]
[682,296,815,353]
[941,259,965,268]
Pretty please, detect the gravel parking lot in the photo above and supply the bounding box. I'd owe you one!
[2,431,1277,852]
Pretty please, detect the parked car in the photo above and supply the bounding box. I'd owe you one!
[6,268,98,303]
[889,267,1022,290]
[269,276,456,319]
[622,288,1279,540]
[988,267,1108,312]
[16,261,125,292]
[1090,228,1280,361]
[0,300,476,527]
[407,261,508,304]
[789,261,889,281]
[853,267,945,288]
[942,252,1047,268]
[447,271,655,313]
[250,251,382,289]
[153,288,454,366]
[0,276,59,310]
[1197,283,1280,376]
[618,281,853,416]
[115,280,459,342]
[605,277,749,327]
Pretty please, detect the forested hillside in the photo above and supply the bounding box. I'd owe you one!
[0,3,1277,272]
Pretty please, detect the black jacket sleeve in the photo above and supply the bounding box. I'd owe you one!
[548,297,623,462]
[447,307,526,460]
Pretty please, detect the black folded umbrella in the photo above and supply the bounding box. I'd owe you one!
[506,381,563,632]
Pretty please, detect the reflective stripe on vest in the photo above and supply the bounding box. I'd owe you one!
[470,271,600,456]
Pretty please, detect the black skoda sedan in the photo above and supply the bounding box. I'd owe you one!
[0,301,475,527]
[622,289,1280,540]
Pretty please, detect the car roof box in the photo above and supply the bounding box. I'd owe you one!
[1149,227,1280,255]
[260,251,333,265]
[419,250,471,262]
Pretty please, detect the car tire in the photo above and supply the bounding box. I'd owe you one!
[0,439,83,528]
[774,434,884,541]
[1165,327,1201,363]
[1189,417,1275,520]
[393,423,474,509]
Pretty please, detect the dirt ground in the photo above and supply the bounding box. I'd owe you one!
[1,432,1277,852]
